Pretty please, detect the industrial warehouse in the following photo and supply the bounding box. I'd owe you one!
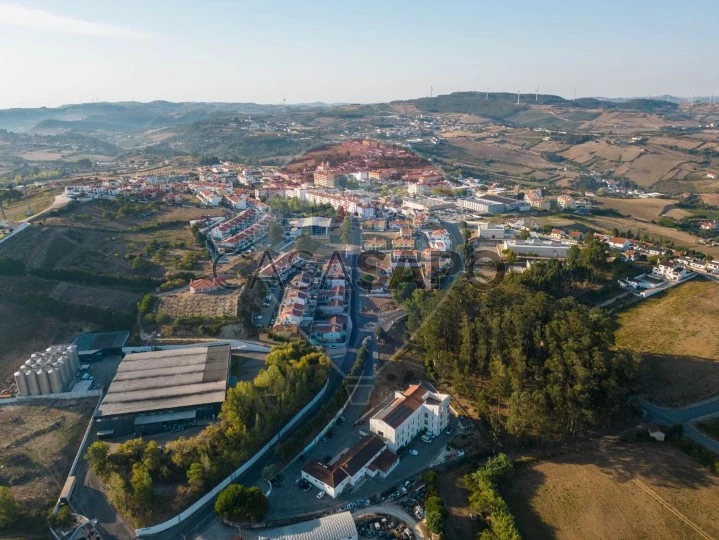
[95,344,230,438]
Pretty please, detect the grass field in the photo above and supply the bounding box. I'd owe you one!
[595,196,678,221]
[0,399,96,536]
[615,279,719,405]
[504,440,719,540]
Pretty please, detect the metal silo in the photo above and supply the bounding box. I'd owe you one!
[14,371,29,396]
[56,359,68,388]
[25,369,40,395]
[60,356,72,383]
[48,368,63,394]
[37,368,51,394]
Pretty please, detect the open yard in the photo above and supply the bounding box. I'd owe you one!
[504,440,719,540]
[616,279,719,405]
[0,399,97,537]
[158,288,240,319]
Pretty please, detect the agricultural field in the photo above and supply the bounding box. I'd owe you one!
[595,196,678,221]
[615,279,719,406]
[578,213,719,259]
[0,399,97,536]
[503,441,719,540]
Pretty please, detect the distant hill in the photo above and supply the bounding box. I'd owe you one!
[396,91,680,123]
[0,101,326,132]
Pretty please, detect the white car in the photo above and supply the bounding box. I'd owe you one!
[409,449,419,456]
[317,490,326,499]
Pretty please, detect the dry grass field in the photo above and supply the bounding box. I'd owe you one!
[0,399,96,533]
[614,150,689,187]
[49,281,140,312]
[158,289,240,319]
[448,138,555,170]
[616,279,719,405]
[504,441,719,540]
[595,196,678,221]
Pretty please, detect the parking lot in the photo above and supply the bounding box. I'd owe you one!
[266,413,459,520]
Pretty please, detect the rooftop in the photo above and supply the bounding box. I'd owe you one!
[97,345,230,417]
[72,330,130,353]
[254,511,357,540]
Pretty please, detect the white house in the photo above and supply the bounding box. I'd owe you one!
[652,260,689,281]
[301,435,389,498]
[369,382,449,452]
[608,237,631,251]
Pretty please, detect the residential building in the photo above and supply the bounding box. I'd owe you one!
[189,278,223,294]
[556,194,576,210]
[652,260,689,281]
[524,189,551,211]
[301,434,389,498]
[369,382,450,451]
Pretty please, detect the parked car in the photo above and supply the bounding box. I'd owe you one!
[446,427,453,435]
[409,449,419,456]
[421,434,432,443]
[317,490,326,499]
[254,315,263,320]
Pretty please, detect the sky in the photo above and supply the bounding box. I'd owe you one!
[0,0,717,109]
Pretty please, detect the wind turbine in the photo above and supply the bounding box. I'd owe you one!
[535,84,540,102]
[572,87,576,102]
[430,85,434,98]
[517,89,521,104]
[485,87,489,100]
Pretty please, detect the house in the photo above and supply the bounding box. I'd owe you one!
[196,189,222,207]
[706,260,719,274]
[609,237,631,251]
[568,231,584,242]
[556,194,576,210]
[622,249,636,262]
[363,237,387,251]
[189,278,222,294]
[652,260,689,281]
[524,189,551,211]
[369,382,450,451]
[647,424,665,442]
[301,434,390,498]
[392,237,415,250]
[549,229,565,240]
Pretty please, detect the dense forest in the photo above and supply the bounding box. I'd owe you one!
[401,241,638,442]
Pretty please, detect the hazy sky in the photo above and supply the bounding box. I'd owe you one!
[1,0,717,108]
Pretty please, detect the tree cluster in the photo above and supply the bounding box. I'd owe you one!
[214,484,268,523]
[413,271,637,441]
[465,454,520,540]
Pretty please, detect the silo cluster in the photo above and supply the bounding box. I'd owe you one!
[13,344,80,397]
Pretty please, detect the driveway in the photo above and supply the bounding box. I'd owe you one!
[641,394,719,454]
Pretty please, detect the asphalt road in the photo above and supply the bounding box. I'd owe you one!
[641,395,719,454]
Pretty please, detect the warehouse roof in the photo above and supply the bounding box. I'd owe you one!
[73,331,130,353]
[97,345,230,417]
[254,511,357,540]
